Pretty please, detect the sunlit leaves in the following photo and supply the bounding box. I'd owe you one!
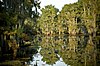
[37,5,58,34]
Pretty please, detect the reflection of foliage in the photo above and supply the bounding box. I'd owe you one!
[40,36,60,64]
[36,35,97,66]
[32,35,96,66]
[17,46,38,58]
[60,36,80,65]
[39,35,69,64]
[0,0,99,65]
[59,36,96,66]
[41,49,58,64]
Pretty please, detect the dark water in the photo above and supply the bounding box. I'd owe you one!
[27,35,99,66]
[0,35,100,66]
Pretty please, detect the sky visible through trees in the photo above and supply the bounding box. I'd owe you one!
[0,0,100,66]
[40,0,78,10]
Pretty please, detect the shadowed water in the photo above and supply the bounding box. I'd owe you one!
[27,35,99,66]
[0,35,100,66]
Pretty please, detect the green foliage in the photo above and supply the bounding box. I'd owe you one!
[37,5,59,34]
[0,0,40,60]
[37,0,100,35]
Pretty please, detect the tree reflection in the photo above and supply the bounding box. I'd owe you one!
[84,36,96,66]
[60,35,96,66]
[38,35,97,66]
[40,36,59,64]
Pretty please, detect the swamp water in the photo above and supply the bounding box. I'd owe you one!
[0,35,100,66]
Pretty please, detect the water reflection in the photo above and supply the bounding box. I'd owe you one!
[28,35,97,66]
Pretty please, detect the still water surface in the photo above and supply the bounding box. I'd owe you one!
[1,35,99,66]
[26,35,99,66]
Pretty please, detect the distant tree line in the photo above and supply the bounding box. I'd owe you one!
[37,0,100,36]
[0,0,100,60]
